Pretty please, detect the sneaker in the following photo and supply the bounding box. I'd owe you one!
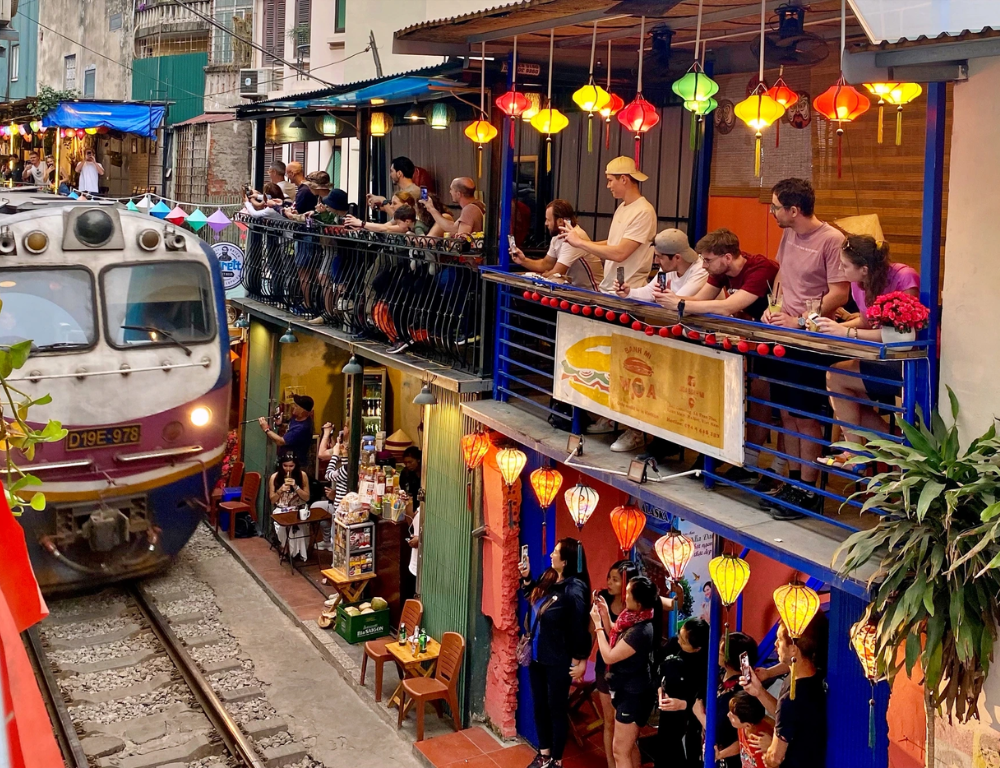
[386,340,413,355]
[586,417,616,434]
[765,487,808,520]
[611,428,648,453]
[753,475,784,496]
[526,755,552,768]
[759,483,797,510]
[724,466,759,486]
[306,316,326,325]
[315,541,331,551]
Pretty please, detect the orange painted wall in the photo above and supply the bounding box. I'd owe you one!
[707,195,785,259]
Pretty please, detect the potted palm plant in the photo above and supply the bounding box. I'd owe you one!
[835,389,1000,766]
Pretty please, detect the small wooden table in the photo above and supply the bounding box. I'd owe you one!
[320,567,377,605]
[385,636,441,715]
[272,507,331,571]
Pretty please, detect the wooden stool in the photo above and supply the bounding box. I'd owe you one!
[568,665,604,748]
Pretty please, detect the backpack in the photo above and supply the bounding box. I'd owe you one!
[234,512,258,539]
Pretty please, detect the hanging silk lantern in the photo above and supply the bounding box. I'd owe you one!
[617,16,659,165]
[863,82,897,144]
[370,111,393,137]
[599,41,623,150]
[85,128,98,135]
[320,114,340,137]
[709,553,751,656]
[654,531,694,581]
[573,21,612,153]
[814,76,870,177]
[461,430,490,470]
[496,90,531,119]
[426,103,456,130]
[465,41,498,179]
[735,86,786,177]
[564,483,599,530]
[520,93,541,122]
[766,68,798,147]
[496,448,527,488]
[532,28,568,173]
[529,467,563,509]
[76,129,86,139]
[773,582,821,700]
[884,83,922,146]
[610,505,646,552]
[28,120,41,133]
[672,63,720,150]
[851,619,880,747]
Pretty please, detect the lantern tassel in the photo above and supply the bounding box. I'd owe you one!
[605,117,611,149]
[690,112,697,151]
[877,101,884,144]
[837,128,844,179]
[588,114,593,154]
[789,658,797,700]
[477,145,483,179]
[634,134,641,167]
[509,118,515,148]
[896,105,903,146]
[723,619,730,659]
[775,118,780,148]
[868,689,876,748]
[754,132,762,178]
[577,544,583,573]
[546,137,552,173]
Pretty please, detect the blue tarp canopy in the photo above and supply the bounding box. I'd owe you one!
[318,76,461,108]
[42,102,165,138]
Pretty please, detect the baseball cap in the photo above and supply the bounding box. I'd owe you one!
[605,156,648,182]
[654,228,698,263]
[292,394,314,412]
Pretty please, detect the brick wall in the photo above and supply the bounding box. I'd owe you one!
[207,120,252,197]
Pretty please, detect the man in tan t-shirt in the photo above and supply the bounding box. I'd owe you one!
[560,156,656,293]
[419,177,484,236]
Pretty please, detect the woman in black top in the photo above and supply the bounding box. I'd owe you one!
[519,538,592,768]
[656,617,709,768]
[693,631,757,767]
[593,576,659,768]
[595,561,639,768]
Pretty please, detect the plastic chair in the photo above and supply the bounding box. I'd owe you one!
[397,631,465,741]
[568,661,604,747]
[227,461,245,487]
[217,472,261,540]
[210,461,247,526]
[360,599,423,702]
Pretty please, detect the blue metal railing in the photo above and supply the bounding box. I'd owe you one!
[490,274,931,531]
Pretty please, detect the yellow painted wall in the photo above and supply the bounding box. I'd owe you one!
[387,367,425,449]
[277,334,350,432]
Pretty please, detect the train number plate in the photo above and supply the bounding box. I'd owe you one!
[65,424,142,451]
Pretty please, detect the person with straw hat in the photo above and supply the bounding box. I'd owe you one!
[559,156,656,295]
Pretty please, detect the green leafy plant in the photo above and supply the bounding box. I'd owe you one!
[30,85,80,120]
[835,389,1000,765]
[0,324,68,513]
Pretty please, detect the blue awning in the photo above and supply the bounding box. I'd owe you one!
[316,76,462,108]
[42,102,166,138]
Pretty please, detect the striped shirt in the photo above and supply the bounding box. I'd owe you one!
[325,454,349,510]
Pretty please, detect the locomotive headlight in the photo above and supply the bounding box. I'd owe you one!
[138,229,161,251]
[24,231,49,254]
[74,209,115,247]
[190,407,211,427]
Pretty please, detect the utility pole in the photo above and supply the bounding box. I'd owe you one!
[368,30,381,78]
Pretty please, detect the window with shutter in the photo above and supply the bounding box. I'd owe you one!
[295,0,310,27]
[263,0,286,65]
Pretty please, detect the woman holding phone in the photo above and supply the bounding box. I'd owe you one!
[268,454,311,559]
[518,538,592,768]
[692,631,758,767]
[313,424,349,552]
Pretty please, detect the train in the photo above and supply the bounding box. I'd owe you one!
[0,191,231,594]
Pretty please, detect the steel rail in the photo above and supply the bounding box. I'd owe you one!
[130,585,267,768]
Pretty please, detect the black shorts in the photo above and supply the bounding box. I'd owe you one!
[759,349,835,417]
[859,359,903,404]
[611,688,655,726]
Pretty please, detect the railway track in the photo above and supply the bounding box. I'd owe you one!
[30,558,323,768]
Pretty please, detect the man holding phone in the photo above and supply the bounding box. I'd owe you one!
[510,199,604,291]
[614,228,708,304]
[75,149,104,194]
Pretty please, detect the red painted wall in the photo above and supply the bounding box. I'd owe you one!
[707,195,784,259]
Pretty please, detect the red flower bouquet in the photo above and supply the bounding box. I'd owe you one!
[867,291,929,333]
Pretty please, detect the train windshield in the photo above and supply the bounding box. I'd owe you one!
[0,269,96,351]
[103,262,215,349]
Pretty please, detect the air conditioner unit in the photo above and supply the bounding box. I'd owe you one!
[239,68,278,98]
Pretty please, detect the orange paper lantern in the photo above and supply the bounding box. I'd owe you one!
[529,467,563,509]
[654,531,694,581]
[610,505,646,552]
[813,76,870,177]
[765,72,798,148]
[461,430,490,470]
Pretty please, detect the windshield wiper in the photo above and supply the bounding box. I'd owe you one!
[36,342,87,350]
[120,324,193,356]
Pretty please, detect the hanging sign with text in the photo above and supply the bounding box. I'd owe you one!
[553,314,745,464]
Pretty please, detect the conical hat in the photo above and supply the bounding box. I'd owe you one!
[385,429,413,459]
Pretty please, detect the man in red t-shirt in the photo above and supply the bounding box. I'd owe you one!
[656,228,778,321]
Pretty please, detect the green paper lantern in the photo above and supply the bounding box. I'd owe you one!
[672,68,720,115]
[684,97,718,116]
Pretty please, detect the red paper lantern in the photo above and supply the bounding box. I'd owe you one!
[529,467,563,509]
[531,292,541,302]
[617,95,659,165]
[540,297,549,307]
[687,330,700,340]
[595,308,605,318]
[76,129,86,139]
[757,343,770,355]
[737,340,750,353]
[522,291,532,300]
[774,344,786,357]
[606,311,617,322]
[461,430,491,470]
[632,320,643,331]
[723,338,733,350]
[705,333,717,345]
[611,505,647,552]
[645,326,655,336]
[619,313,631,325]
[671,325,683,337]
[658,327,669,338]
[559,300,570,310]
[813,76,871,178]
[571,304,581,314]
[583,306,593,316]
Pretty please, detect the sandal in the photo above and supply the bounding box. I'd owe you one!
[818,452,859,470]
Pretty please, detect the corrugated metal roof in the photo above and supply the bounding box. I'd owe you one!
[173,112,236,127]
[395,0,540,37]
[851,25,1000,52]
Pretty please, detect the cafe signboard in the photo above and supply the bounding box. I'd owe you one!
[553,314,745,465]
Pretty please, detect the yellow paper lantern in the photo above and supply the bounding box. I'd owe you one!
[851,619,880,748]
[464,119,498,178]
[572,82,611,114]
[863,82,898,144]
[885,82,922,145]
[773,582,821,700]
[708,554,751,606]
[530,108,568,173]
[564,483,599,529]
[496,448,527,487]
[734,90,786,177]
[370,111,393,137]
[520,93,541,122]
[529,467,563,509]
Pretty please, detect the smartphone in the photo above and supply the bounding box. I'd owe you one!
[420,186,428,200]
[740,651,752,681]
[507,234,517,252]
[520,545,529,567]
[657,271,667,290]
[616,266,625,285]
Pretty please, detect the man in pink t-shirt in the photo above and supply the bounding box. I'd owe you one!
[760,178,849,519]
